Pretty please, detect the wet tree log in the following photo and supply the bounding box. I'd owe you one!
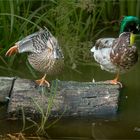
[0,77,121,119]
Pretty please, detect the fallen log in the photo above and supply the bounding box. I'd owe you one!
[4,77,121,119]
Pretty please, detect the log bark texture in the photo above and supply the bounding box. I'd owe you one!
[3,77,121,119]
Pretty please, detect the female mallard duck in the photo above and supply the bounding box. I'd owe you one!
[91,16,140,85]
[6,27,64,87]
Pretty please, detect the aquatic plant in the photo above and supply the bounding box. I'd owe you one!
[18,80,64,137]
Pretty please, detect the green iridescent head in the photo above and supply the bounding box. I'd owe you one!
[120,16,140,34]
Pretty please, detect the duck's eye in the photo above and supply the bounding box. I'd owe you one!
[125,22,140,33]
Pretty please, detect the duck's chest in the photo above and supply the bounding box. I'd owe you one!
[27,51,64,75]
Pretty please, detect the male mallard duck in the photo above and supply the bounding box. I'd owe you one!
[6,27,64,87]
[91,16,140,85]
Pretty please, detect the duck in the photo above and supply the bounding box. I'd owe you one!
[91,16,140,85]
[6,27,64,87]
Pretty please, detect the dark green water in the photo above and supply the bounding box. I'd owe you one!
[47,62,140,139]
[0,61,140,139]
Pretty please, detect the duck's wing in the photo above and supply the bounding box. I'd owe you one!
[112,32,130,48]
[91,38,117,52]
[16,27,59,54]
[110,32,138,68]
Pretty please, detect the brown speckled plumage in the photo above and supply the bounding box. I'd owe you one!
[91,32,138,74]
[6,27,64,86]
[15,27,64,76]
[110,32,138,73]
[28,50,64,75]
[90,16,140,85]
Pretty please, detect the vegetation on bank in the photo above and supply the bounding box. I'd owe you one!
[0,0,139,70]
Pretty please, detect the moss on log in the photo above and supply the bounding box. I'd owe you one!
[4,77,121,119]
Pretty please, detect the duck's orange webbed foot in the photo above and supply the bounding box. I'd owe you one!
[36,79,50,87]
[109,78,119,85]
[5,45,18,56]
[35,74,50,87]
[107,79,123,88]
[106,73,123,88]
